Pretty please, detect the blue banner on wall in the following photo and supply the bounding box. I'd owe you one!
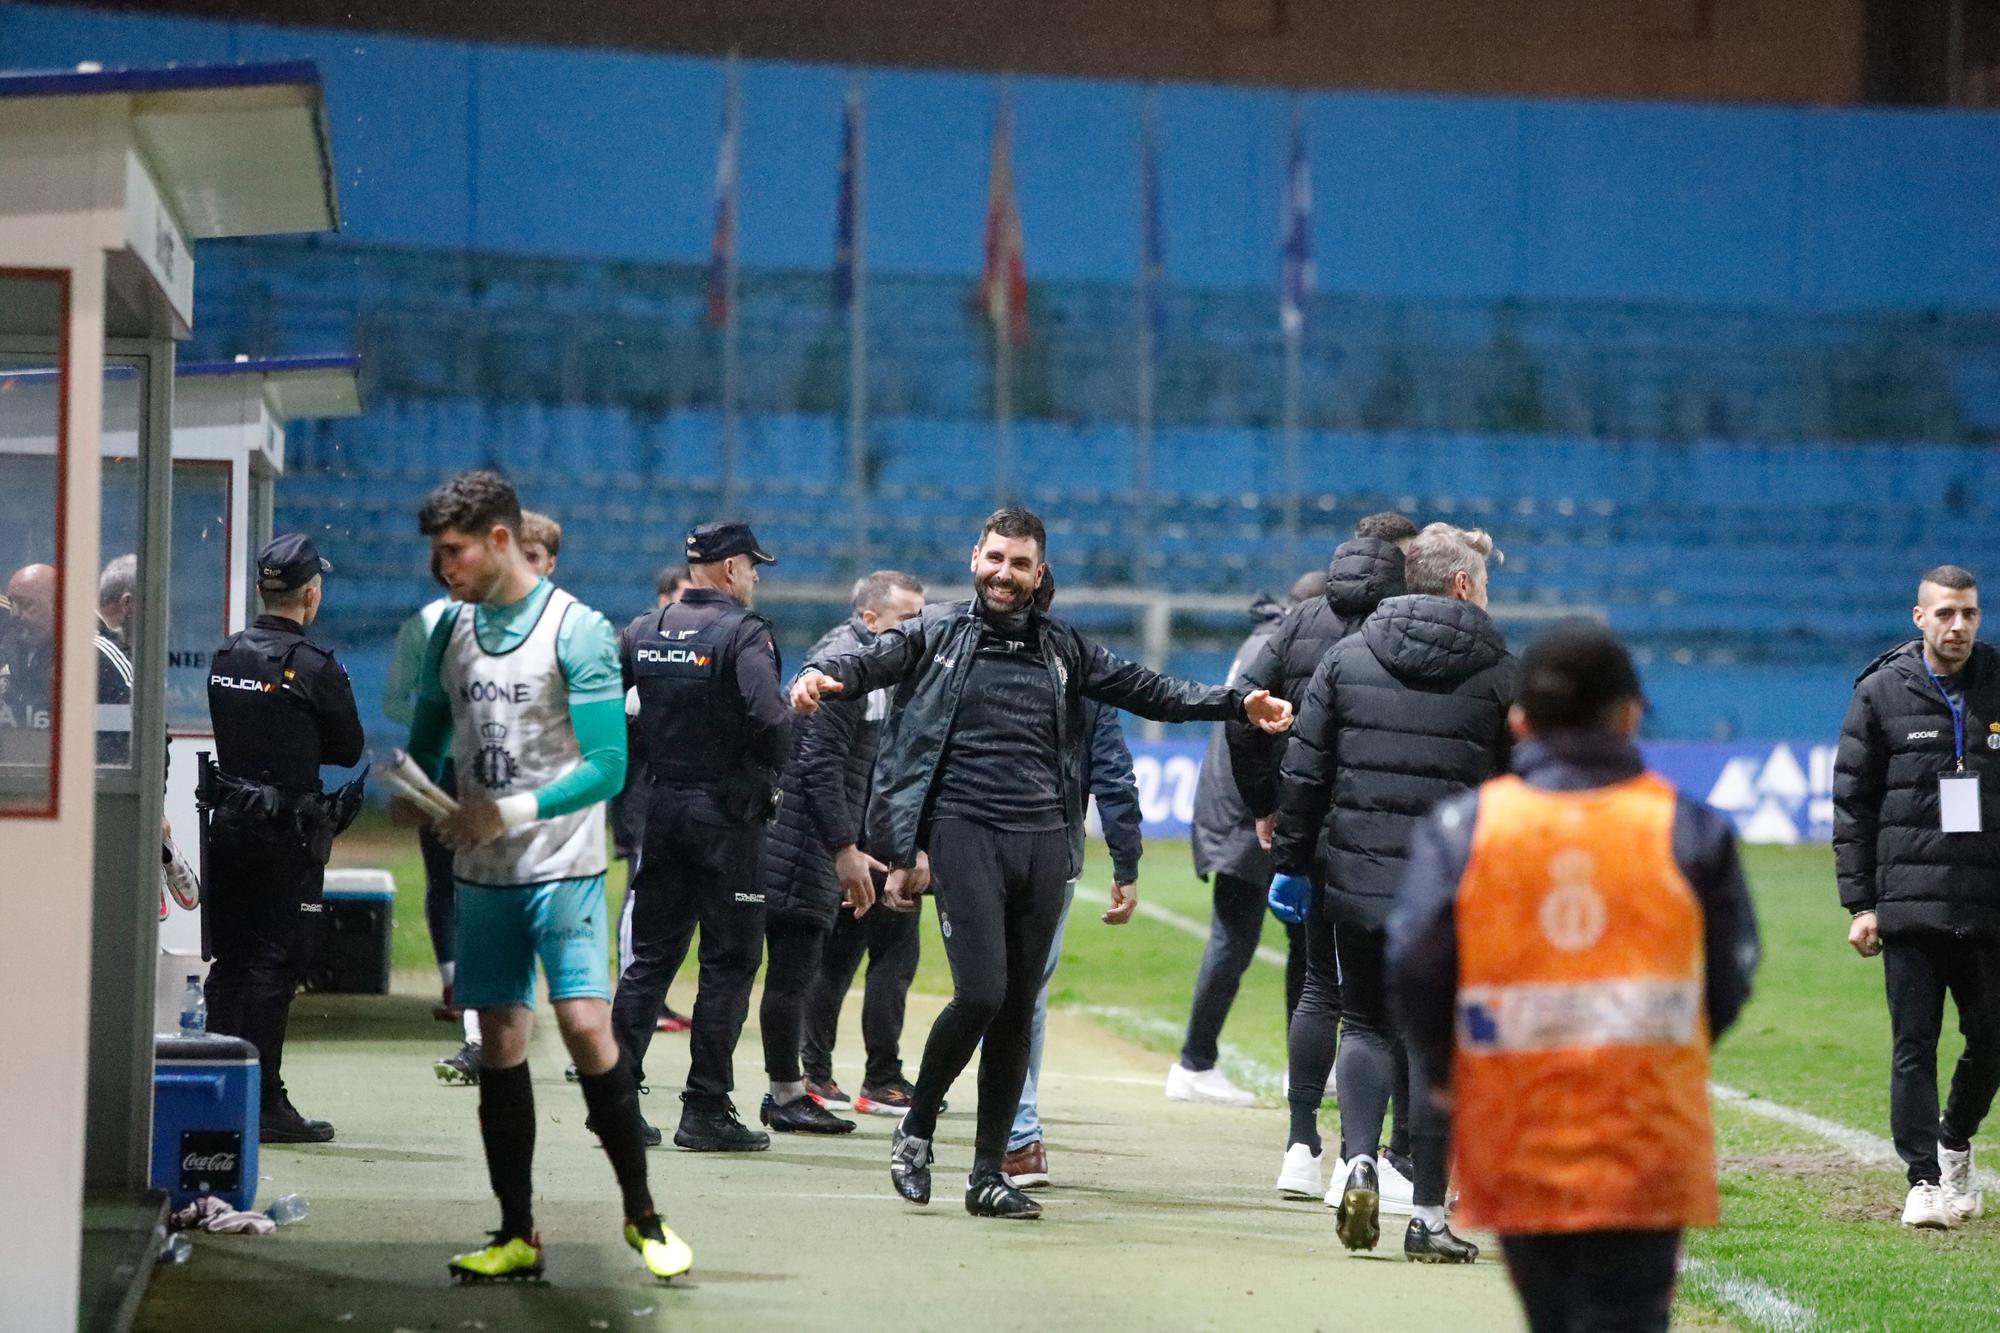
[1123,738,1835,846]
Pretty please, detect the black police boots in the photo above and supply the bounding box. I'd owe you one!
[673,1098,770,1152]
[261,1095,335,1144]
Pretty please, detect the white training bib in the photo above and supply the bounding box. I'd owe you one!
[441,587,607,885]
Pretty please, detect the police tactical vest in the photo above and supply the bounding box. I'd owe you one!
[441,587,607,886]
[208,626,327,791]
[632,599,779,813]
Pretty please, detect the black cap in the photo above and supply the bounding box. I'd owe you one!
[1517,618,1646,732]
[685,520,775,566]
[256,533,332,592]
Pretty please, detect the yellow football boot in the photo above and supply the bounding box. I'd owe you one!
[447,1231,545,1283]
[624,1214,694,1281]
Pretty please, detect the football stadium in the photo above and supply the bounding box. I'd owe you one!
[4,2,1999,1329]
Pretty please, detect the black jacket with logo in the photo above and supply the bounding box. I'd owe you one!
[1228,536,1407,818]
[208,614,366,793]
[1272,594,1517,931]
[808,599,1243,879]
[1833,639,2000,941]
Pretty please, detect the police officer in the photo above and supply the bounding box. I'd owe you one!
[202,533,366,1143]
[611,521,790,1151]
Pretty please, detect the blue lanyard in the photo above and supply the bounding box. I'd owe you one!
[1927,666,1968,772]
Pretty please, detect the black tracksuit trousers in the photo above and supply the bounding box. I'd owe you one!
[803,899,922,1088]
[1884,929,2000,1184]
[1499,1230,1682,1333]
[761,914,827,1085]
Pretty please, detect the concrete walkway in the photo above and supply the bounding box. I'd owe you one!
[138,980,1532,1332]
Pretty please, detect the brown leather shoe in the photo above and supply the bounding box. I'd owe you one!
[1002,1140,1050,1189]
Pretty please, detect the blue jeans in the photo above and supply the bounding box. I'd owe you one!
[1009,880,1077,1152]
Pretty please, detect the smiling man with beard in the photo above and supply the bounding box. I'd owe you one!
[791,506,1294,1220]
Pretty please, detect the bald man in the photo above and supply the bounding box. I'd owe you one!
[1,563,56,734]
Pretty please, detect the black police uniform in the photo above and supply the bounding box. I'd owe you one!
[202,535,365,1142]
[610,522,790,1145]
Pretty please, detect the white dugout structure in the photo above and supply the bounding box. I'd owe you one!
[0,62,340,1329]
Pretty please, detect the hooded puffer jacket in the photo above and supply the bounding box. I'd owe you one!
[1272,593,1517,930]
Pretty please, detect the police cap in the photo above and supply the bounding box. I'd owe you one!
[257,532,333,592]
[686,521,776,566]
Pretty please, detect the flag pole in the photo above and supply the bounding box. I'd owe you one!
[846,77,870,574]
[1134,85,1158,588]
[1283,321,1302,576]
[994,78,1015,510]
[1280,96,1308,576]
[721,51,742,517]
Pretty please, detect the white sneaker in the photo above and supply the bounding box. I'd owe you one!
[1940,1143,1985,1221]
[1166,1063,1255,1106]
[1902,1182,1958,1230]
[1377,1155,1417,1217]
[1276,1143,1324,1199]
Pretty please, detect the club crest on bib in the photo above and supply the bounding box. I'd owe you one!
[475,720,520,792]
[1538,848,1607,952]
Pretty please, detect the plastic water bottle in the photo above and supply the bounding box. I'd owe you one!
[266,1193,309,1227]
[157,1233,192,1266]
[178,975,206,1036]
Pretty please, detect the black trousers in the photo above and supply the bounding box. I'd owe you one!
[1499,1230,1681,1333]
[1335,923,1443,1201]
[803,895,922,1087]
[1180,872,1307,1071]
[611,785,767,1109]
[1884,930,2000,1184]
[904,818,1071,1159]
[204,827,321,1110]
[760,914,827,1084]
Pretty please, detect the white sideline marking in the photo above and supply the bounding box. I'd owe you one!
[1682,1260,1818,1333]
[1068,1003,1286,1097]
[1133,898,1290,969]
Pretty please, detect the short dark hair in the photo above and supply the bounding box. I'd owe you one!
[1517,619,1645,734]
[977,506,1047,556]
[1355,511,1419,543]
[656,564,688,599]
[1921,565,1977,592]
[419,470,521,540]
[852,569,925,614]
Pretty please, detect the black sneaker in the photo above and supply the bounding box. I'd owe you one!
[260,1097,335,1145]
[434,1042,481,1087]
[1404,1217,1479,1264]
[761,1093,856,1135]
[889,1122,933,1205]
[586,1113,663,1149]
[965,1169,1043,1220]
[673,1102,770,1152]
[854,1078,916,1116]
[1334,1157,1380,1252]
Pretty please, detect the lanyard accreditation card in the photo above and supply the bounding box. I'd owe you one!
[1930,666,1982,834]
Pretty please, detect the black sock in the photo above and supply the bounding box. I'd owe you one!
[1288,1092,1323,1154]
[972,1148,1004,1180]
[578,1060,656,1221]
[478,1061,536,1240]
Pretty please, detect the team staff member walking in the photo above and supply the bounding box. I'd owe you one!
[1835,564,2000,1228]
[1388,621,1758,1333]
[1271,523,1515,1261]
[612,521,792,1153]
[761,571,927,1132]
[201,534,365,1144]
[791,507,1294,1219]
[401,471,688,1283]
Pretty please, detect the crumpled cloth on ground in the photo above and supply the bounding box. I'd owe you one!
[171,1195,275,1235]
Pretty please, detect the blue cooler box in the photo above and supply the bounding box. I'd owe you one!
[153,1034,260,1211]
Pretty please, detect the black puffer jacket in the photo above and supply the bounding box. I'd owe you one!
[809,599,1244,880]
[1229,536,1407,817]
[1273,594,1517,931]
[764,615,893,925]
[1193,600,1286,884]
[1834,640,2000,942]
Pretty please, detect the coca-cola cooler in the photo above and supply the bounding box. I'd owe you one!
[153,1034,260,1211]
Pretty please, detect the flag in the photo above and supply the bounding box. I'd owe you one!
[834,86,859,313]
[1279,102,1313,338]
[980,84,1029,346]
[1139,86,1165,342]
[707,60,739,328]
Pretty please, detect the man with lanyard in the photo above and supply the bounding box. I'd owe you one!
[611,521,792,1153]
[791,506,1294,1220]
[1387,620,1758,1330]
[401,470,690,1284]
[1835,564,2000,1228]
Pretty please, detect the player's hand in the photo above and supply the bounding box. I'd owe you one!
[1848,910,1883,958]
[837,843,888,917]
[883,850,931,912]
[1103,880,1138,925]
[387,795,433,828]
[790,669,844,715]
[438,795,505,851]
[1244,689,1294,734]
[1254,813,1276,851]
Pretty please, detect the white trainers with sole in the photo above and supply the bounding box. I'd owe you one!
[1376,1155,1418,1217]
[1940,1143,1985,1221]
[1902,1182,1958,1230]
[1166,1063,1255,1106]
[1276,1143,1324,1199]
